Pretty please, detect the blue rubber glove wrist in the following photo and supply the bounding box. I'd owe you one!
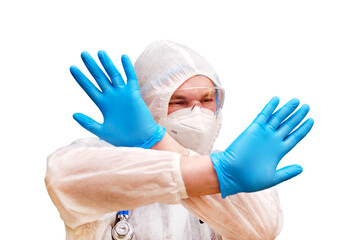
[210,152,237,198]
[70,51,165,148]
[210,97,314,198]
[139,125,166,149]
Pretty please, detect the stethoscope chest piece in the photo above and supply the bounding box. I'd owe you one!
[112,211,134,240]
[112,220,134,240]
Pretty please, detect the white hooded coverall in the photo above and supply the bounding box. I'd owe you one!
[45,40,283,240]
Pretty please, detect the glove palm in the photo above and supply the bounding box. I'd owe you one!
[70,51,165,148]
[211,97,314,198]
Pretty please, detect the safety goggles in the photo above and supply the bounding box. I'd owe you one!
[168,86,225,114]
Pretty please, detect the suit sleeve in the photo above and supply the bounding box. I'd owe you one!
[45,137,187,228]
[181,150,283,240]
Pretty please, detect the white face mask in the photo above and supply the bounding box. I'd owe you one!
[159,106,217,154]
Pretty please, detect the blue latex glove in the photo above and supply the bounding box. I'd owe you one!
[210,97,314,198]
[70,51,165,148]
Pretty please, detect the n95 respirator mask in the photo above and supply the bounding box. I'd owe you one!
[159,106,217,155]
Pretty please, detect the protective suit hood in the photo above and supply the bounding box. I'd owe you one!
[134,40,223,154]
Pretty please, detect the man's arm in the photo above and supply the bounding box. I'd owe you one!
[69,51,313,198]
[152,132,220,196]
[152,131,283,239]
[153,97,314,199]
[45,138,187,228]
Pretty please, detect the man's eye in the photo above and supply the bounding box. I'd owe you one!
[169,101,186,105]
[202,98,214,103]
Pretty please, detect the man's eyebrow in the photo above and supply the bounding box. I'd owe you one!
[170,94,186,100]
[202,92,212,97]
[171,90,215,100]
[201,90,215,98]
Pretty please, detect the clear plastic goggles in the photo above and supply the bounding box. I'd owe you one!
[168,86,225,114]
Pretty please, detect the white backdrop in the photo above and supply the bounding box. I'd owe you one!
[1,0,359,239]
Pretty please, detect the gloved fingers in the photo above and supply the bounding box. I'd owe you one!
[283,118,314,153]
[81,51,112,92]
[73,113,102,136]
[253,96,280,125]
[274,164,303,185]
[70,65,102,105]
[268,98,300,130]
[121,55,139,91]
[98,50,125,87]
[277,104,310,138]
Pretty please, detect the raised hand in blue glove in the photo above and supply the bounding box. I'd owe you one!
[210,97,314,198]
[70,51,165,148]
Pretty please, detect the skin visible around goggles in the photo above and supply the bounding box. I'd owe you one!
[168,87,225,114]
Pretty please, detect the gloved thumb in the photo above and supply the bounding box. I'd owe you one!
[73,113,101,137]
[274,164,303,185]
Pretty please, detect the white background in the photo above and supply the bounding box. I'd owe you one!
[1,0,359,239]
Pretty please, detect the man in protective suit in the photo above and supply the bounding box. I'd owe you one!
[45,40,314,239]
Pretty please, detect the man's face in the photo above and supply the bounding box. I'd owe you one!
[168,76,222,115]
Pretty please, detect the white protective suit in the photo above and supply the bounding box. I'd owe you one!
[45,40,283,240]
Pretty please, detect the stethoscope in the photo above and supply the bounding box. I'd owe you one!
[111,209,205,239]
[112,210,135,240]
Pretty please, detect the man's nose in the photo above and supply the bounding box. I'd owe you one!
[190,101,202,111]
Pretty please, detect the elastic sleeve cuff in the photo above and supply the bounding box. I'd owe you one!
[173,156,188,199]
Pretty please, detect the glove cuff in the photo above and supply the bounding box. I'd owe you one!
[210,152,229,199]
[140,125,166,149]
[210,152,243,198]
